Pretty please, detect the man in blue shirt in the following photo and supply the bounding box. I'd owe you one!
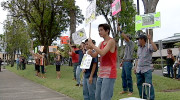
[69,42,85,86]
[83,39,98,100]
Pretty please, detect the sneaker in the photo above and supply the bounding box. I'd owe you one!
[127,92,133,96]
[120,91,127,94]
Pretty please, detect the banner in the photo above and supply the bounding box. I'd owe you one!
[72,28,87,45]
[112,0,121,16]
[80,54,92,69]
[49,46,57,53]
[135,12,161,31]
[60,36,70,44]
[85,0,96,25]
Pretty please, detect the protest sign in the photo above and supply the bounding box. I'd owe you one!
[135,12,161,31]
[85,0,96,25]
[72,28,87,45]
[49,46,57,53]
[80,54,92,69]
[112,0,121,16]
[60,36,70,44]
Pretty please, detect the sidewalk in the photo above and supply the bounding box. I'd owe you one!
[0,69,74,100]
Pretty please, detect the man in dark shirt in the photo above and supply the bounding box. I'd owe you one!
[69,42,85,86]
[83,39,98,100]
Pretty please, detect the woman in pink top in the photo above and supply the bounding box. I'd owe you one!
[88,24,117,100]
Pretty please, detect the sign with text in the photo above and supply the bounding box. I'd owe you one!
[72,28,87,45]
[49,46,57,53]
[80,54,92,69]
[135,12,161,31]
[85,0,96,25]
[60,36,70,44]
[112,0,121,16]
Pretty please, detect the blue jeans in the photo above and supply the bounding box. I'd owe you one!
[73,63,79,79]
[121,61,133,92]
[136,70,155,100]
[83,77,97,100]
[177,64,180,79]
[95,78,116,100]
[167,65,174,78]
[76,65,82,84]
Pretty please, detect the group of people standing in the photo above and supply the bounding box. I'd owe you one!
[166,47,180,79]
[68,23,157,100]
[29,50,46,78]
[16,56,27,70]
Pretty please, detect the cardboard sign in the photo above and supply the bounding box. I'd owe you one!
[85,0,96,25]
[80,54,93,69]
[135,12,161,31]
[49,46,57,53]
[60,36,70,44]
[72,28,87,45]
[112,0,121,16]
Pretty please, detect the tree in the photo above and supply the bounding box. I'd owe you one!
[142,0,159,40]
[1,0,84,64]
[3,17,30,67]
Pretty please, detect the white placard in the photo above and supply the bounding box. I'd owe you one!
[72,28,87,45]
[85,0,96,25]
[80,54,92,69]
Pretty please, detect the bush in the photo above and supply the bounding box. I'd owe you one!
[153,64,167,69]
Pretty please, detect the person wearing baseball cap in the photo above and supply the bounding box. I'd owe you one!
[118,26,135,96]
[134,34,157,100]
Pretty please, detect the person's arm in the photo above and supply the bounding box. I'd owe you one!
[148,34,158,51]
[68,43,75,53]
[172,55,175,62]
[89,62,97,84]
[88,39,115,56]
[117,25,130,42]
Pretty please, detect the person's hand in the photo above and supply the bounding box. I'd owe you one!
[120,62,123,68]
[117,25,121,32]
[87,50,93,55]
[89,77,93,84]
[147,34,152,41]
[83,69,86,73]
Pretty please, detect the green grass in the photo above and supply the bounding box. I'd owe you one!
[6,65,180,100]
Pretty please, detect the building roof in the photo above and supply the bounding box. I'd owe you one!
[154,33,180,44]
[153,48,179,57]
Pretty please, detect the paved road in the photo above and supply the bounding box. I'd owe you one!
[0,69,74,100]
[153,70,163,76]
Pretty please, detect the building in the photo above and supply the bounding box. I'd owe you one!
[153,33,180,59]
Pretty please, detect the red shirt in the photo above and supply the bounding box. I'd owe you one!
[99,39,117,79]
[70,48,79,63]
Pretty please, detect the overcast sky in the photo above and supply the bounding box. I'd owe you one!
[0,0,180,45]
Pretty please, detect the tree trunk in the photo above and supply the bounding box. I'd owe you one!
[10,51,15,67]
[69,0,76,43]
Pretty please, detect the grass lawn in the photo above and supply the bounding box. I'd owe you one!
[6,64,180,100]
